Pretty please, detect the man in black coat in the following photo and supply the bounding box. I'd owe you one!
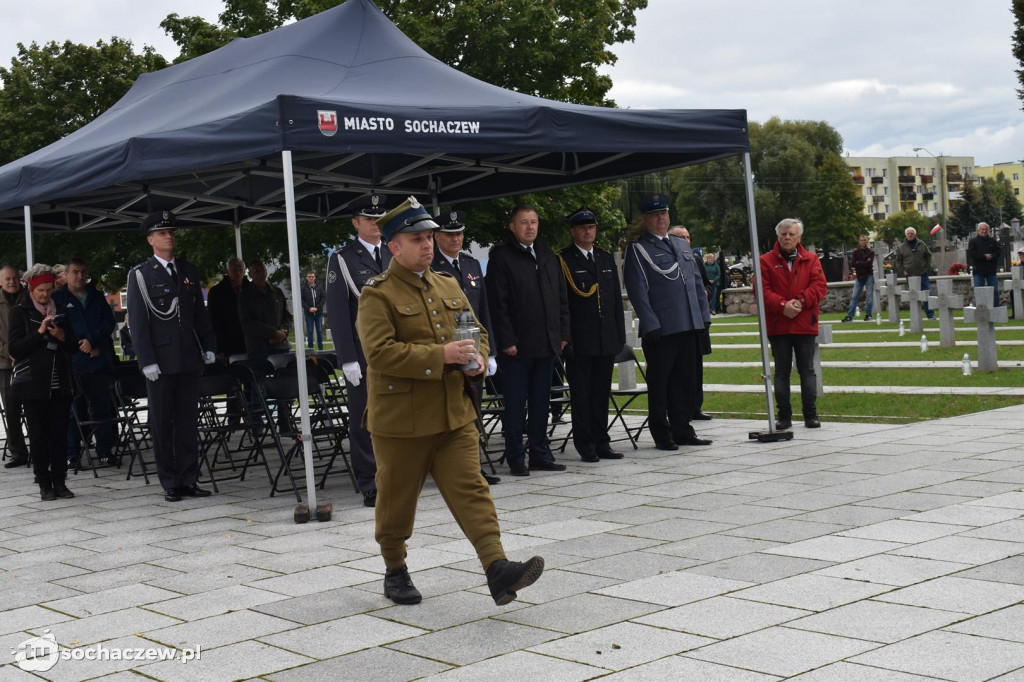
[558,208,625,462]
[206,257,248,362]
[126,211,217,502]
[967,222,1001,306]
[485,204,570,476]
[300,271,326,350]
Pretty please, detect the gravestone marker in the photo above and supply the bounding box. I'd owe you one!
[618,309,638,389]
[1009,269,1024,320]
[899,276,929,334]
[963,287,1007,372]
[879,272,901,324]
[927,279,964,347]
[814,324,833,397]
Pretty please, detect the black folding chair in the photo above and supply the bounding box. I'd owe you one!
[548,357,573,453]
[607,344,649,450]
[70,372,129,478]
[196,370,273,492]
[113,373,153,483]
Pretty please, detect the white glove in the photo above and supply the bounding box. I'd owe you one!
[342,361,362,386]
[487,356,497,376]
[203,351,216,365]
[142,364,161,382]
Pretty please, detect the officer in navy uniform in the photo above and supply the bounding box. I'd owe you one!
[126,211,217,502]
[326,194,390,507]
[558,208,626,462]
[431,210,500,484]
[623,195,712,451]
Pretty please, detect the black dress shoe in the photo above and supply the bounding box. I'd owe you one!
[804,416,821,428]
[692,411,714,421]
[680,436,713,446]
[580,451,600,463]
[384,566,422,605]
[776,418,792,430]
[39,486,56,501]
[596,449,624,460]
[180,485,212,497]
[529,460,566,472]
[486,556,544,606]
[655,440,679,451]
[508,462,530,476]
[53,483,75,499]
[483,472,502,485]
[363,490,377,507]
[164,488,182,502]
[4,455,29,469]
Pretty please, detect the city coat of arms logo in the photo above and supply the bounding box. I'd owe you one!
[318,111,338,137]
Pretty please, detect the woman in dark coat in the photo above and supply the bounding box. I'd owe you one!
[9,264,78,500]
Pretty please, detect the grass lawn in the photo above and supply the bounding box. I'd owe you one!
[706,366,1024,387]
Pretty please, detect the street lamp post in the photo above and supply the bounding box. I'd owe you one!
[914,146,947,267]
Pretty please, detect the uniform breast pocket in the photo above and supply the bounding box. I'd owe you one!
[373,376,413,434]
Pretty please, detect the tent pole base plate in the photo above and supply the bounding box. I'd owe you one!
[749,430,794,443]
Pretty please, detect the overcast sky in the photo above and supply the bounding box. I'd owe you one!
[1,0,1020,166]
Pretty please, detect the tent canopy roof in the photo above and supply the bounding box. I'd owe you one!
[0,0,748,232]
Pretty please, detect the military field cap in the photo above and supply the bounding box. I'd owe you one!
[568,207,597,227]
[380,196,439,241]
[351,194,388,218]
[141,210,177,233]
[640,193,671,214]
[435,210,467,233]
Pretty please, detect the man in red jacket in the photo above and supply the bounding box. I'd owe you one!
[760,218,828,429]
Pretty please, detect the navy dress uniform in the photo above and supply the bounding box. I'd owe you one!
[558,209,626,461]
[326,195,390,506]
[125,211,217,501]
[356,197,543,606]
[430,211,495,351]
[623,195,712,450]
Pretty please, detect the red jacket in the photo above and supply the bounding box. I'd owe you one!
[760,242,828,336]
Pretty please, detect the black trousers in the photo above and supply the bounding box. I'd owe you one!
[146,371,201,491]
[566,353,614,456]
[346,365,377,494]
[24,394,72,487]
[769,334,817,418]
[642,330,698,444]
[0,368,28,458]
[498,354,557,465]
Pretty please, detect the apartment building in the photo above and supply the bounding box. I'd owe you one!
[974,161,1023,199]
[844,154,974,221]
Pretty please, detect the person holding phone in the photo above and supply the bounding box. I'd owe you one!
[8,264,78,500]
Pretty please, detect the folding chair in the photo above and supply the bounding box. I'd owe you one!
[113,374,153,483]
[548,357,573,453]
[607,344,649,450]
[70,372,127,479]
[196,370,274,492]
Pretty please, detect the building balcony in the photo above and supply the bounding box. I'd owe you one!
[899,192,916,201]
[853,175,865,185]
[871,176,885,184]
[872,195,885,204]
[920,174,934,183]
[898,175,915,184]
[947,173,963,182]
[873,212,886,221]
[922,192,935,201]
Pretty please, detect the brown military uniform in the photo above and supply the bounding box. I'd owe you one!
[356,260,504,571]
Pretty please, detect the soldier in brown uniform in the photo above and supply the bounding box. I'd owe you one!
[356,197,544,606]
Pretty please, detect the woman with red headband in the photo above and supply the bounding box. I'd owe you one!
[9,264,78,501]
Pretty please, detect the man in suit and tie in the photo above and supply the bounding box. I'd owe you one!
[623,195,712,451]
[327,195,389,507]
[432,210,500,484]
[558,208,625,462]
[126,211,217,502]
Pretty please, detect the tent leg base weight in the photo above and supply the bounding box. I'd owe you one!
[316,502,332,522]
[294,504,310,524]
[749,430,794,442]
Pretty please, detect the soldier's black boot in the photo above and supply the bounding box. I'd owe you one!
[486,556,544,606]
[384,566,422,605]
[803,405,821,429]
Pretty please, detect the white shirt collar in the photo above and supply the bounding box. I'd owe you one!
[440,251,458,266]
[358,236,382,254]
[575,244,594,259]
[153,254,176,269]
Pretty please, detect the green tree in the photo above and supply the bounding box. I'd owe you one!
[1014,0,1024,109]
[949,175,1022,237]
[799,153,874,249]
[878,210,932,245]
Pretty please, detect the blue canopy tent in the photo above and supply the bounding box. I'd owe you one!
[0,0,779,510]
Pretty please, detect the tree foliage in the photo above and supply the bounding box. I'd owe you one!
[878,210,932,245]
[949,174,1023,238]
[1014,0,1024,109]
[668,117,865,255]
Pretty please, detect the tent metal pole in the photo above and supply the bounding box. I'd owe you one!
[742,152,777,430]
[234,224,243,260]
[23,206,34,267]
[282,150,319,509]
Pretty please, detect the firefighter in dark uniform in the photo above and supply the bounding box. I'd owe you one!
[431,210,500,484]
[326,195,389,507]
[558,208,626,462]
[126,211,217,502]
[356,196,543,606]
[623,195,712,451]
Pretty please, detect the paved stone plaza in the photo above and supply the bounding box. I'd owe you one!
[1,409,1023,681]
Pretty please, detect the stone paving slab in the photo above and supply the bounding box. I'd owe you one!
[1,409,1024,680]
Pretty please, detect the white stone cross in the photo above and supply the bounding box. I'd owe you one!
[618,310,638,389]
[814,324,832,397]
[963,287,1008,372]
[899,276,929,334]
[1009,268,1024,320]
[879,272,901,324]
[927,279,964,347]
